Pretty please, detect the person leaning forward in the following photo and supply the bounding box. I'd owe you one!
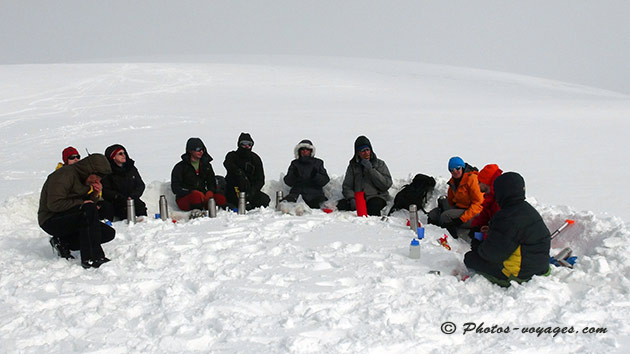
[171,137,227,211]
[39,154,116,269]
[464,172,551,287]
[337,135,392,216]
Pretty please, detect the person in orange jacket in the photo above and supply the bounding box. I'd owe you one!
[428,156,484,238]
[468,164,503,241]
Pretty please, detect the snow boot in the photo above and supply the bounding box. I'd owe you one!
[49,237,74,259]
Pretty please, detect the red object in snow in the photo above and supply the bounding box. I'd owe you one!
[438,234,451,250]
[355,191,367,217]
[322,208,333,214]
[406,219,422,228]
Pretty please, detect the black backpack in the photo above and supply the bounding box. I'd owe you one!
[389,173,436,215]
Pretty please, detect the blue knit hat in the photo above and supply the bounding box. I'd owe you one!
[448,156,465,171]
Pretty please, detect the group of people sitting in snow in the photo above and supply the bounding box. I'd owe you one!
[38,133,551,287]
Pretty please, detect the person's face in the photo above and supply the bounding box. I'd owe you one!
[358,147,371,160]
[85,174,101,185]
[190,147,204,160]
[479,182,490,193]
[113,150,126,166]
[66,154,80,165]
[299,148,312,158]
[450,166,463,179]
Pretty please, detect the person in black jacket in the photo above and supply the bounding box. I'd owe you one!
[171,138,226,211]
[283,139,330,208]
[224,132,270,210]
[102,144,148,220]
[464,172,551,287]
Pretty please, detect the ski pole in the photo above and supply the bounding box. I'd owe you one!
[550,219,575,240]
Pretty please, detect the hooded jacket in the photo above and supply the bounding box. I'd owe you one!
[101,144,146,203]
[341,136,392,201]
[283,139,330,200]
[38,154,112,226]
[447,163,484,223]
[471,166,503,229]
[224,133,265,195]
[477,172,551,280]
[171,138,217,199]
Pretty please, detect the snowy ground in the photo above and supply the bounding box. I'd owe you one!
[1,57,629,353]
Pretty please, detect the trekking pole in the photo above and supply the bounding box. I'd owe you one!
[550,219,575,240]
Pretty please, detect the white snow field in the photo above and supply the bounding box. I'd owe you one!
[1,57,629,353]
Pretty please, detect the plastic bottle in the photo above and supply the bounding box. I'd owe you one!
[409,238,421,259]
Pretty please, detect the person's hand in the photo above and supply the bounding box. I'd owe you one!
[349,198,357,210]
[91,180,102,193]
[480,225,489,233]
[83,200,94,204]
[238,175,251,192]
[360,159,372,169]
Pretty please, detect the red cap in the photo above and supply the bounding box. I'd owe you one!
[62,147,79,164]
[478,164,502,185]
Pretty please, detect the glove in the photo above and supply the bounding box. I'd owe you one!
[471,238,482,253]
[349,198,357,210]
[237,175,251,192]
[360,159,372,169]
[468,226,481,239]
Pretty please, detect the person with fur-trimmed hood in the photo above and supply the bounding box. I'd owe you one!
[337,135,393,216]
[224,132,270,209]
[171,137,227,211]
[464,172,551,287]
[427,156,484,238]
[101,144,148,220]
[39,154,116,268]
[283,139,330,208]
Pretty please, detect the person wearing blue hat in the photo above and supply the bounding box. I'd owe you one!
[427,156,484,238]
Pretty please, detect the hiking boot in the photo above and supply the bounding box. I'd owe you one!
[49,237,74,259]
[81,257,111,269]
[189,209,205,219]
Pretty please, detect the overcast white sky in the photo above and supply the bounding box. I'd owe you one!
[1,0,629,93]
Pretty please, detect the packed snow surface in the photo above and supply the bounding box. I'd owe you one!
[1,57,629,353]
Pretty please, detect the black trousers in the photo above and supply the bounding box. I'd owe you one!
[41,203,115,261]
[463,250,508,280]
[283,193,327,209]
[226,189,271,210]
[337,197,387,216]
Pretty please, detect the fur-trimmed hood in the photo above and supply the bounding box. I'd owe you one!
[293,139,317,159]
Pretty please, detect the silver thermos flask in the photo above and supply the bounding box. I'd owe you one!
[238,192,246,215]
[159,195,169,221]
[275,191,283,211]
[208,197,217,218]
[409,204,419,234]
[127,197,136,224]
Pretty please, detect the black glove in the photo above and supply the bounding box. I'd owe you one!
[360,159,372,169]
[237,175,251,192]
[349,198,357,210]
[468,226,480,240]
[471,238,482,253]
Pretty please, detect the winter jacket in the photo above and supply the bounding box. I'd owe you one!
[171,139,217,199]
[341,136,392,201]
[224,133,265,195]
[102,144,146,203]
[477,172,551,280]
[447,163,484,223]
[38,154,112,226]
[283,140,330,200]
[471,168,503,229]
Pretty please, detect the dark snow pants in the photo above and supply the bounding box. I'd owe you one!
[41,203,115,261]
[283,193,328,209]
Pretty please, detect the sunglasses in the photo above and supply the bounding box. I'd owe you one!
[359,147,371,153]
[68,155,80,160]
[450,166,463,172]
[240,143,252,148]
[193,147,203,152]
[116,151,125,156]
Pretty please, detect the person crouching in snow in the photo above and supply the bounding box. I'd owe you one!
[101,144,148,220]
[171,137,227,211]
[337,135,393,216]
[464,172,551,287]
[282,139,330,208]
[427,156,484,238]
[468,163,503,242]
[39,154,116,268]
[223,132,270,210]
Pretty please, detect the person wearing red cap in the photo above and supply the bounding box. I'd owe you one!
[101,144,148,220]
[55,146,81,170]
[469,164,503,242]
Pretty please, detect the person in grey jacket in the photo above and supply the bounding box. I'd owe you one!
[337,135,393,216]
